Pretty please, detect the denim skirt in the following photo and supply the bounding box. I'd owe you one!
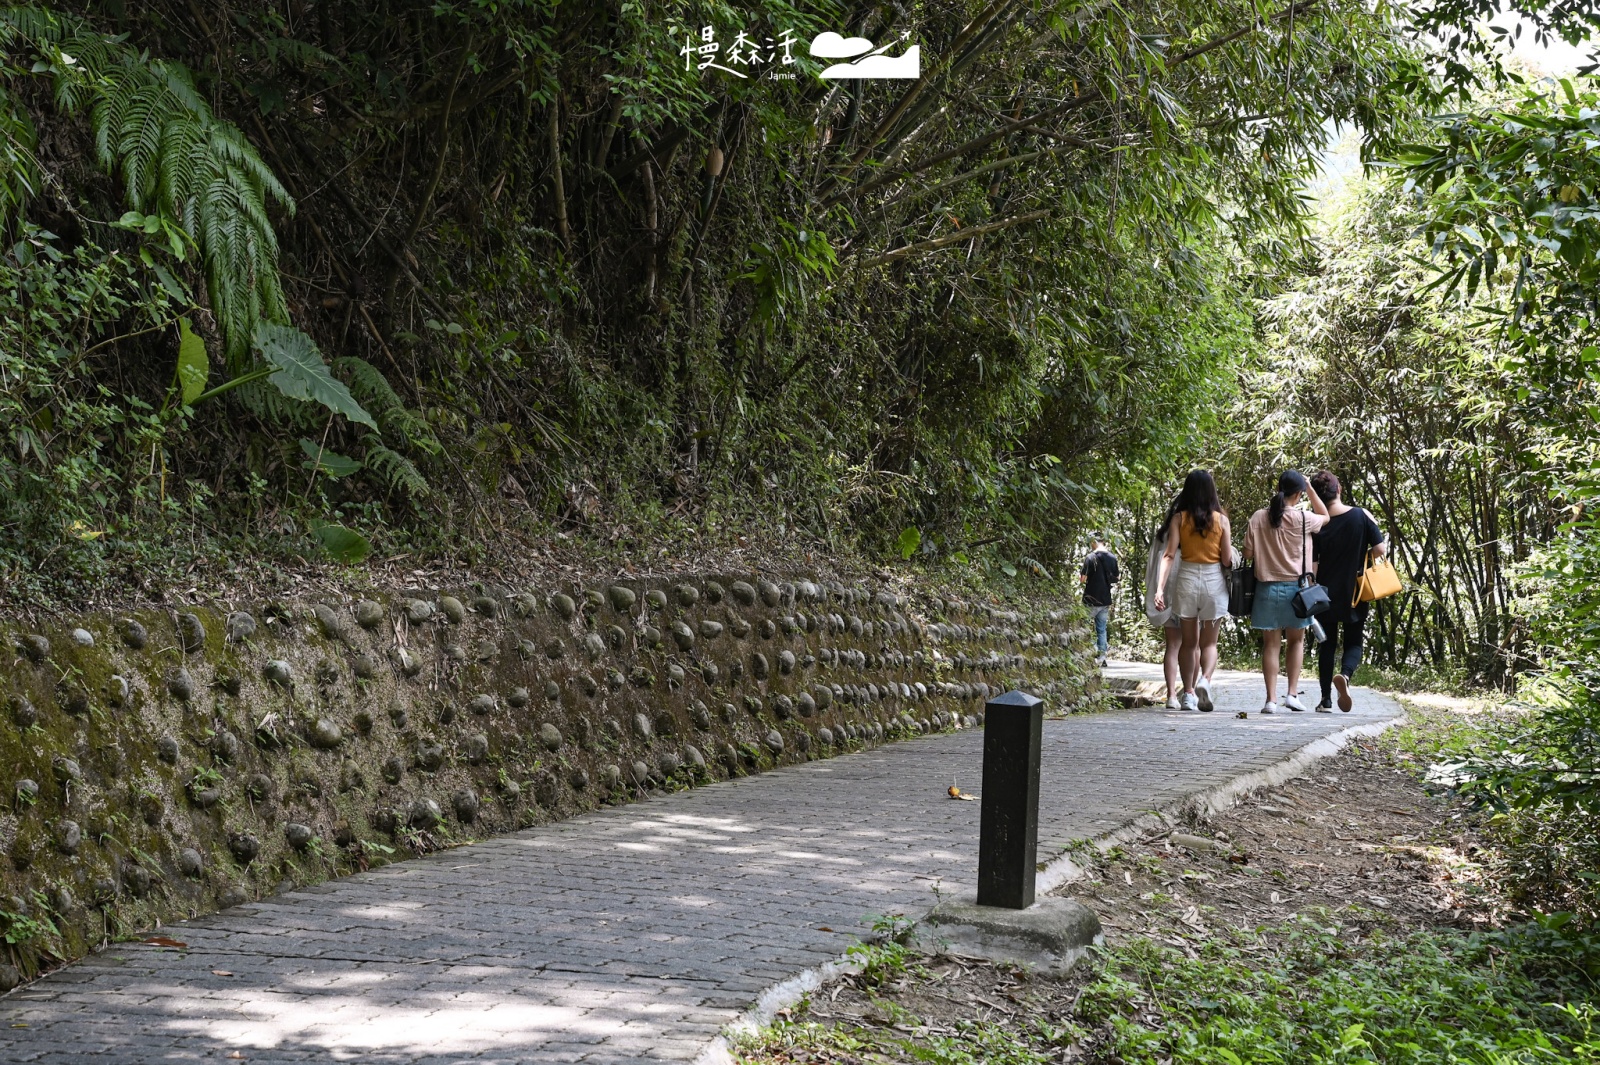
[1252,580,1311,631]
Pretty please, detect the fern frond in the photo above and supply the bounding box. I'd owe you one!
[393,409,443,453]
[333,356,403,414]
[158,118,203,220]
[0,6,59,42]
[148,58,205,115]
[2,5,295,368]
[0,86,38,224]
[331,356,440,452]
[362,440,430,500]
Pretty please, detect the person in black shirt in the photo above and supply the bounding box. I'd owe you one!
[1080,535,1120,666]
[1309,472,1388,711]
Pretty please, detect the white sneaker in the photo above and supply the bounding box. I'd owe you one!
[1284,694,1307,712]
[1180,692,1199,712]
[1165,696,1180,711]
[1260,701,1277,715]
[1195,677,1213,713]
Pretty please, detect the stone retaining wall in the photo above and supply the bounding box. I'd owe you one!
[0,575,1093,986]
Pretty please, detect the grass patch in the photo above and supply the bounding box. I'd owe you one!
[740,922,1600,1064]
[1078,920,1600,1064]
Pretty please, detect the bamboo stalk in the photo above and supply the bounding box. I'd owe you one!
[549,98,570,247]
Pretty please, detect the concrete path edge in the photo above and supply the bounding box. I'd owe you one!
[692,709,1406,1064]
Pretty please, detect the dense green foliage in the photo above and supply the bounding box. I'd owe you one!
[1196,180,1559,686]
[1384,75,1600,917]
[746,917,1600,1064]
[0,0,1424,599]
[1078,920,1600,1064]
[0,5,294,363]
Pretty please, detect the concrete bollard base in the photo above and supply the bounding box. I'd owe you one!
[920,896,1104,977]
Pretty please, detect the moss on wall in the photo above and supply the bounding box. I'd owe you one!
[0,574,1093,986]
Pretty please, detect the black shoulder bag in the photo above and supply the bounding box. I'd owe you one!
[1228,560,1256,617]
[1290,511,1331,619]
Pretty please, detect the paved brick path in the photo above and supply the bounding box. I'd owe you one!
[0,663,1400,1063]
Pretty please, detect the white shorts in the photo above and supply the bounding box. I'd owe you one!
[1171,560,1228,622]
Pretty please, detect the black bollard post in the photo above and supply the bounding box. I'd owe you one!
[977,689,1043,909]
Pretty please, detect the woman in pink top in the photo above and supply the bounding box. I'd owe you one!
[1242,470,1329,714]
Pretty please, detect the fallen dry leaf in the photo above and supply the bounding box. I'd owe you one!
[211,970,234,977]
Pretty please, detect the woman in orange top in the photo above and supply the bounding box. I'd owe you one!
[1154,470,1233,712]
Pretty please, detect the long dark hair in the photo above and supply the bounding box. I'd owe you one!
[1165,469,1221,538]
[1269,470,1309,528]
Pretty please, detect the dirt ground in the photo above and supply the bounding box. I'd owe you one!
[738,716,1504,1063]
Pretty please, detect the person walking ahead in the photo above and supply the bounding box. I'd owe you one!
[1153,470,1233,712]
[1243,470,1329,714]
[1309,471,1387,712]
[1144,511,1183,710]
[1080,534,1120,666]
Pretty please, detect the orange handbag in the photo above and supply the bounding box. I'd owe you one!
[1354,549,1402,606]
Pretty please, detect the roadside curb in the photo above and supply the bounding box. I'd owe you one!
[693,699,1406,1064]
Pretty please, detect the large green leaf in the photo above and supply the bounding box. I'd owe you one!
[176,317,208,407]
[309,521,372,564]
[299,438,363,478]
[254,322,377,430]
[896,526,922,560]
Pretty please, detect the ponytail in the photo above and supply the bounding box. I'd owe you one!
[1268,470,1307,529]
[1268,491,1287,529]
